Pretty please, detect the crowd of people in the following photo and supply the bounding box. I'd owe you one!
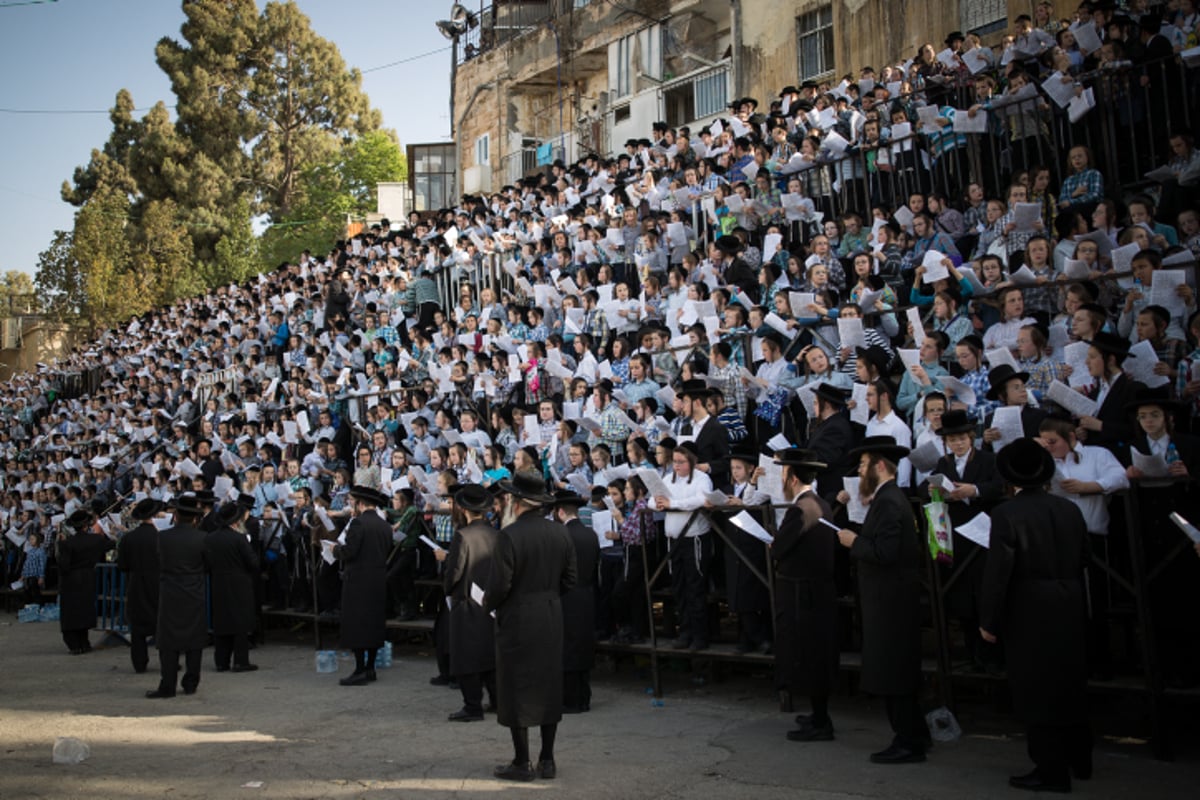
[4,0,1200,789]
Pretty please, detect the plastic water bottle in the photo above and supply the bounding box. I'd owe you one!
[375,641,393,669]
[315,650,338,673]
[1166,443,1180,465]
[52,737,91,764]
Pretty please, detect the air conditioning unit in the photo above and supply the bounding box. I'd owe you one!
[2,319,21,350]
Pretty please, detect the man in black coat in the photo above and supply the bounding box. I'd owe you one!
[981,438,1092,793]
[332,486,393,686]
[715,234,760,303]
[772,449,838,743]
[116,498,164,672]
[442,484,499,722]
[205,497,259,672]
[485,471,577,782]
[835,436,928,764]
[677,379,731,490]
[1078,332,1147,456]
[56,508,115,655]
[552,490,600,714]
[148,494,209,698]
[805,383,855,505]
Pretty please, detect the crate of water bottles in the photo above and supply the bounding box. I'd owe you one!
[38,600,60,622]
[375,641,393,668]
[17,604,41,623]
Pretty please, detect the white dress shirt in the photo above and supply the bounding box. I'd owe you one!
[664,470,713,538]
[867,409,913,487]
[1050,444,1129,534]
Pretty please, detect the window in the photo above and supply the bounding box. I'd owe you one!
[961,0,1007,35]
[609,25,663,99]
[475,134,490,166]
[408,143,456,212]
[796,6,834,83]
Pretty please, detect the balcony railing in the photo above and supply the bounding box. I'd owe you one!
[455,1,581,65]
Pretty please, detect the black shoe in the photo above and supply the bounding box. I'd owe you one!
[787,724,835,742]
[339,671,369,686]
[794,713,813,726]
[448,680,460,690]
[429,675,452,686]
[537,759,556,779]
[670,637,692,650]
[1008,769,1071,793]
[182,687,197,696]
[215,665,231,673]
[133,665,147,674]
[145,689,176,699]
[689,640,709,652]
[562,705,585,714]
[869,745,926,764]
[231,664,258,673]
[448,709,484,722]
[493,761,535,782]
[365,669,377,682]
[484,702,497,713]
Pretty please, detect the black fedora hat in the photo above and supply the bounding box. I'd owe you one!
[812,382,850,408]
[779,85,800,97]
[1085,332,1135,360]
[453,484,494,513]
[996,437,1055,488]
[215,501,247,527]
[677,378,718,399]
[774,447,827,470]
[168,492,205,516]
[714,234,744,255]
[550,489,589,508]
[847,435,910,463]
[937,409,978,436]
[986,364,1031,401]
[129,498,164,521]
[855,345,890,375]
[1124,388,1183,414]
[730,444,760,465]
[496,471,554,504]
[65,508,94,530]
[944,30,965,45]
[349,485,389,507]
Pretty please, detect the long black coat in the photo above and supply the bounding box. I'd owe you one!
[773,490,838,696]
[720,487,771,614]
[980,489,1089,725]
[56,531,114,632]
[485,509,577,728]
[334,509,392,650]
[116,522,160,631]
[205,526,259,635]
[805,412,855,505]
[561,518,599,671]
[689,415,732,490]
[443,519,499,676]
[156,524,209,651]
[923,448,1003,619]
[849,479,924,695]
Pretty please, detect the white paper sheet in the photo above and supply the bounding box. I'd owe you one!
[991,406,1025,451]
[851,383,870,425]
[842,476,868,524]
[1047,380,1098,418]
[730,510,773,543]
[1125,340,1171,389]
[957,513,991,548]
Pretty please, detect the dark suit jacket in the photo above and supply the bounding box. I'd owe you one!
[562,517,600,671]
[117,522,160,630]
[1088,373,1146,454]
[156,523,209,651]
[805,411,855,504]
[922,448,1003,528]
[690,413,731,489]
[204,525,259,635]
[443,519,498,675]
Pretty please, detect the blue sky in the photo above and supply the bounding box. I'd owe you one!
[0,0,453,278]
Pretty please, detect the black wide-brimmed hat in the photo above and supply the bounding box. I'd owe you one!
[677,378,718,399]
[996,437,1056,488]
[847,435,910,463]
[65,508,94,530]
[496,471,554,503]
[938,409,978,436]
[812,382,850,408]
[453,484,494,513]
[168,492,205,516]
[349,485,389,507]
[714,235,744,255]
[550,489,589,509]
[774,448,827,470]
[1124,388,1183,414]
[730,445,760,465]
[215,501,247,526]
[986,364,1031,401]
[129,498,164,521]
[855,345,890,375]
[945,30,965,45]
[1086,331,1135,360]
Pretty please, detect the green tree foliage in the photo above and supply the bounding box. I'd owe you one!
[46,0,397,326]
[0,271,37,318]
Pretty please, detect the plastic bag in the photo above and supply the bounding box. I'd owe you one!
[925,706,962,742]
[52,737,91,764]
[925,494,953,565]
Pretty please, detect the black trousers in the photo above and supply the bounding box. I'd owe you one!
[594,555,624,637]
[214,632,250,669]
[457,670,496,715]
[738,609,772,647]
[158,648,202,694]
[62,628,90,652]
[563,669,592,712]
[1027,722,1092,782]
[614,544,649,637]
[129,624,153,672]
[669,535,713,644]
[884,693,927,752]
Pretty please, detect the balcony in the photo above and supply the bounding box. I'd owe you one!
[455,1,575,65]
[608,61,730,154]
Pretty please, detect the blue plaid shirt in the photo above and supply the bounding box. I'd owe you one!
[1059,169,1104,208]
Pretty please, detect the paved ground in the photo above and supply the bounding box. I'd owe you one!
[0,616,1196,800]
